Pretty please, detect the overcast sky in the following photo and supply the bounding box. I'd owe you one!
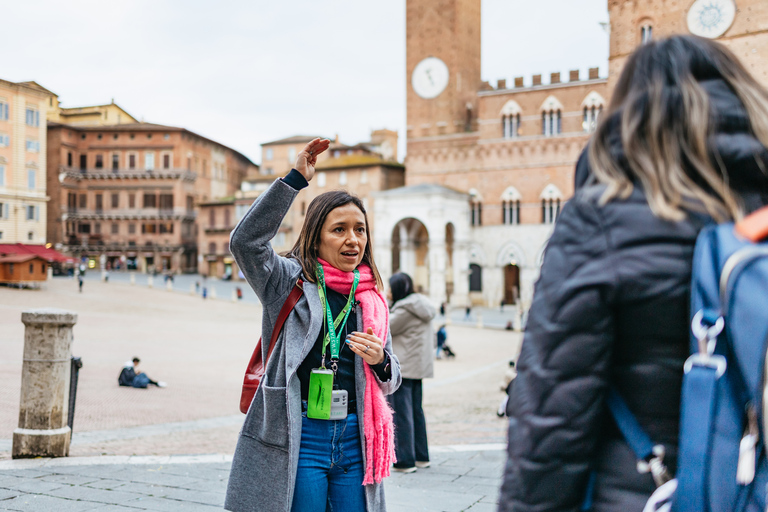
[3,0,609,164]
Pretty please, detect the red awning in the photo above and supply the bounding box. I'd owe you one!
[0,244,75,263]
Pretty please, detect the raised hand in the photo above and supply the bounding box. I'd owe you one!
[295,138,331,182]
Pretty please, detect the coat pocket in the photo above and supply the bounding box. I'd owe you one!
[243,384,289,450]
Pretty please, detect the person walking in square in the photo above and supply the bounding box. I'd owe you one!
[387,272,436,473]
[499,36,768,512]
[225,138,401,512]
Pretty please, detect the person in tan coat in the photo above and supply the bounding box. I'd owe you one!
[387,272,437,473]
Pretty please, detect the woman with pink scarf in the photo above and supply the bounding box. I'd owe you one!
[225,138,402,512]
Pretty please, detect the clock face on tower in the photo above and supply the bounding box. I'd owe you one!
[412,57,450,100]
[687,0,736,39]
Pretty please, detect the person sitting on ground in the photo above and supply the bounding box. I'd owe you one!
[118,357,166,388]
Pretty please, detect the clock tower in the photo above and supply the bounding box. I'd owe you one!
[607,0,768,91]
[406,0,482,140]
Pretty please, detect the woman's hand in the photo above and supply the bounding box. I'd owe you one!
[295,138,331,182]
[346,327,386,365]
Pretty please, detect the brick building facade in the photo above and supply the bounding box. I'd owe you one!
[47,122,257,273]
[373,0,767,311]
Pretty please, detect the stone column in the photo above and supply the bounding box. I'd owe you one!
[13,309,77,458]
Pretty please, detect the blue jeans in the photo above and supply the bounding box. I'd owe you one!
[291,410,366,512]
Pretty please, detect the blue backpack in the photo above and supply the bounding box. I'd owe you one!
[605,208,768,512]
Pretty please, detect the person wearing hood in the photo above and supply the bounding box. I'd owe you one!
[387,272,437,473]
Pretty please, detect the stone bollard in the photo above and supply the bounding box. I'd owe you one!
[231,289,238,303]
[13,309,77,458]
[476,312,483,329]
[147,276,154,288]
[167,280,173,292]
[210,288,217,300]
[130,273,136,286]
[190,283,196,295]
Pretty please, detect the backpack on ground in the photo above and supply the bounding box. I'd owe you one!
[603,206,768,512]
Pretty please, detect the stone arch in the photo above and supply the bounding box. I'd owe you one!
[540,95,564,112]
[582,91,607,108]
[468,243,486,266]
[500,186,521,202]
[496,241,527,268]
[391,217,431,293]
[540,183,563,200]
[500,100,522,116]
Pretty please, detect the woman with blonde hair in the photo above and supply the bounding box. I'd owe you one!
[225,138,401,512]
[499,35,768,512]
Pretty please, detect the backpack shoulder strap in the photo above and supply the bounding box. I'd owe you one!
[606,388,672,487]
[265,280,304,363]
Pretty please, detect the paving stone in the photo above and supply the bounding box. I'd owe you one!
[38,474,101,486]
[82,479,129,491]
[127,497,221,511]
[465,502,499,511]
[0,487,22,500]
[104,482,168,497]
[82,506,145,511]
[0,494,104,511]
[156,488,224,507]
[44,485,149,506]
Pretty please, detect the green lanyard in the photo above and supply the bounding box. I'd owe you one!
[316,264,359,368]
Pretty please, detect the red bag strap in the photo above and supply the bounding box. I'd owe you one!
[735,205,768,242]
[265,279,304,364]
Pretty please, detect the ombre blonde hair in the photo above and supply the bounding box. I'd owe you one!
[589,35,768,222]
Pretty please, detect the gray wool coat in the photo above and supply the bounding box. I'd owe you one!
[224,177,402,512]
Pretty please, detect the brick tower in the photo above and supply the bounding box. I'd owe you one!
[406,0,482,140]
[608,0,768,90]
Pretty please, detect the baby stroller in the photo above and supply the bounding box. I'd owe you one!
[436,325,456,359]
[496,360,517,417]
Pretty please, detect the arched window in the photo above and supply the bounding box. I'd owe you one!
[500,100,522,139]
[469,263,482,292]
[208,242,216,255]
[582,92,606,133]
[641,24,653,44]
[540,184,563,224]
[540,96,563,137]
[469,189,483,226]
[500,186,522,225]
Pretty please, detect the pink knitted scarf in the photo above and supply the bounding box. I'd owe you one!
[317,258,395,485]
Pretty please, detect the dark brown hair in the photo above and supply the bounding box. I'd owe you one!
[287,190,383,289]
[589,35,768,222]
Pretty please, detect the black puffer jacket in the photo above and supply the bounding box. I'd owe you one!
[499,78,768,512]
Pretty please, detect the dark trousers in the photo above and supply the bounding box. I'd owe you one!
[388,378,429,467]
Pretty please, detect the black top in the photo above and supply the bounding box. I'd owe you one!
[297,288,391,402]
[283,168,391,402]
[499,78,768,512]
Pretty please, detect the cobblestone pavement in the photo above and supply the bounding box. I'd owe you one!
[0,277,519,510]
[0,446,505,511]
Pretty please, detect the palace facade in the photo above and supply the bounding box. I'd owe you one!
[373,0,768,311]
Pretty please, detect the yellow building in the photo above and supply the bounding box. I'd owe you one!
[0,79,55,244]
[47,97,138,126]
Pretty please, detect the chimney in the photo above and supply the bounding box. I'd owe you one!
[514,77,524,88]
[532,74,542,86]
[497,79,507,90]
[588,67,600,80]
[334,134,339,143]
[550,72,561,84]
[569,70,580,82]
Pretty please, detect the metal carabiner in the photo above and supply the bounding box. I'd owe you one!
[691,310,724,356]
